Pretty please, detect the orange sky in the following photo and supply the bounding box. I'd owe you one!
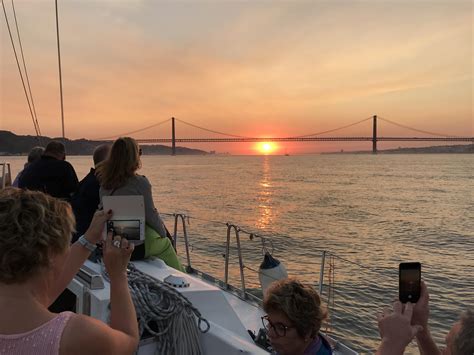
[1,1,472,154]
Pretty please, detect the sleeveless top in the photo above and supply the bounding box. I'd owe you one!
[0,311,73,355]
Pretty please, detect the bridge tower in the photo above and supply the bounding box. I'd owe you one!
[372,115,377,154]
[171,117,176,156]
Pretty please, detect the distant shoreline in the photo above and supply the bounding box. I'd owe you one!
[322,144,473,154]
[0,130,208,156]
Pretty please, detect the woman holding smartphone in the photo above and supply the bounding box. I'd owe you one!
[0,188,139,354]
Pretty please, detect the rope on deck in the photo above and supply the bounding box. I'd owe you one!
[101,262,210,355]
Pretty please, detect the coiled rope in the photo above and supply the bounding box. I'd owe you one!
[101,262,210,355]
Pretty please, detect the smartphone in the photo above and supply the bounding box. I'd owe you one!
[106,220,141,241]
[399,262,421,303]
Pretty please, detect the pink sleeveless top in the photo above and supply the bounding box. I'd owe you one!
[0,311,73,355]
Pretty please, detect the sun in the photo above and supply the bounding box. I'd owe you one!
[258,142,275,154]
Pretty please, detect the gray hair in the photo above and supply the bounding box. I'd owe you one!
[93,144,110,166]
[27,146,45,164]
[454,308,474,355]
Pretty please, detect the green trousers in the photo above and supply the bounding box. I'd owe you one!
[144,225,185,272]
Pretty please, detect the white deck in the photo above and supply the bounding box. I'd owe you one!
[69,258,357,354]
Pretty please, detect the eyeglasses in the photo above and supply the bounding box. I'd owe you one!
[261,315,295,337]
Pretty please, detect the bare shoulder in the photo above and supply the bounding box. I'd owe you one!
[60,314,138,355]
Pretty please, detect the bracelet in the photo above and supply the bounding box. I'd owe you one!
[78,234,97,252]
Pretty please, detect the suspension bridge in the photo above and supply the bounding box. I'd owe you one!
[3,1,472,156]
[96,115,473,155]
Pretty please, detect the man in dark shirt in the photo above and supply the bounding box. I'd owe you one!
[70,144,110,242]
[19,141,78,200]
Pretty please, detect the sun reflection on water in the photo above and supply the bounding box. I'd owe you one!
[257,156,273,229]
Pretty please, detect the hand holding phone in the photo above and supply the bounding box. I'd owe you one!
[399,262,421,303]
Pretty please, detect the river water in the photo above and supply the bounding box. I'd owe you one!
[4,154,473,353]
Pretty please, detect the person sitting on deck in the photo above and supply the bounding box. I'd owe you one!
[262,278,332,355]
[12,146,44,187]
[96,137,183,271]
[0,187,139,355]
[376,281,474,355]
[70,144,110,243]
[18,141,79,200]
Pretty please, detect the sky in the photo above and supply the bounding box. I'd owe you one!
[1,0,472,154]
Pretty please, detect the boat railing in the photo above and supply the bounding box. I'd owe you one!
[0,163,12,189]
[164,211,461,353]
[166,212,328,306]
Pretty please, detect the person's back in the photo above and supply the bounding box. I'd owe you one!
[12,146,44,187]
[0,312,73,354]
[71,144,110,242]
[100,174,167,238]
[96,137,182,270]
[18,141,78,200]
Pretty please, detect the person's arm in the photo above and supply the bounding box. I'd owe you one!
[416,329,441,355]
[60,233,138,355]
[47,209,112,306]
[103,233,138,344]
[139,176,167,237]
[412,281,442,355]
[376,301,422,355]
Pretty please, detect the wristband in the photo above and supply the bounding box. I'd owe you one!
[78,234,97,252]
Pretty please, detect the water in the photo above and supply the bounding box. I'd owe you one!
[4,154,473,353]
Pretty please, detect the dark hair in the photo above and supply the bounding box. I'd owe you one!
[44,141,65,155]
[263,278,327,339]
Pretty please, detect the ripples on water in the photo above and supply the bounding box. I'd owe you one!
[5,154,473,353]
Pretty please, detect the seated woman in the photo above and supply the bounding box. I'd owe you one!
[97,137,183,271]
[0,188,139,354]
[262,278,332,355]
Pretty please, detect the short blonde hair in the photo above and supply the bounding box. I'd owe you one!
[263,278,327,339]
[96,137,141,190]
[0,188,74,284]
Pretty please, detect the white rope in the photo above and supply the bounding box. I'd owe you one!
[101,262,210,355]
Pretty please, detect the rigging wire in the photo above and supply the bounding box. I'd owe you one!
[292,116,373,138]
[1,0,41,141]
[55,0,65,138]
[175,118,249,138]
[378,116,461,138]
[11,0,41,137]
[94,118,172,140]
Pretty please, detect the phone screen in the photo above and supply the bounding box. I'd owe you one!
[399,262,421,303]
[106,220,141,241]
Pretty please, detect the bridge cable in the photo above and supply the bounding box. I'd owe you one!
[95,118,172,140]
[1,0,41,141]
[175,118,249,138]
[292,116,373,138]
[11,0,42,138]
[378,116,461,138]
